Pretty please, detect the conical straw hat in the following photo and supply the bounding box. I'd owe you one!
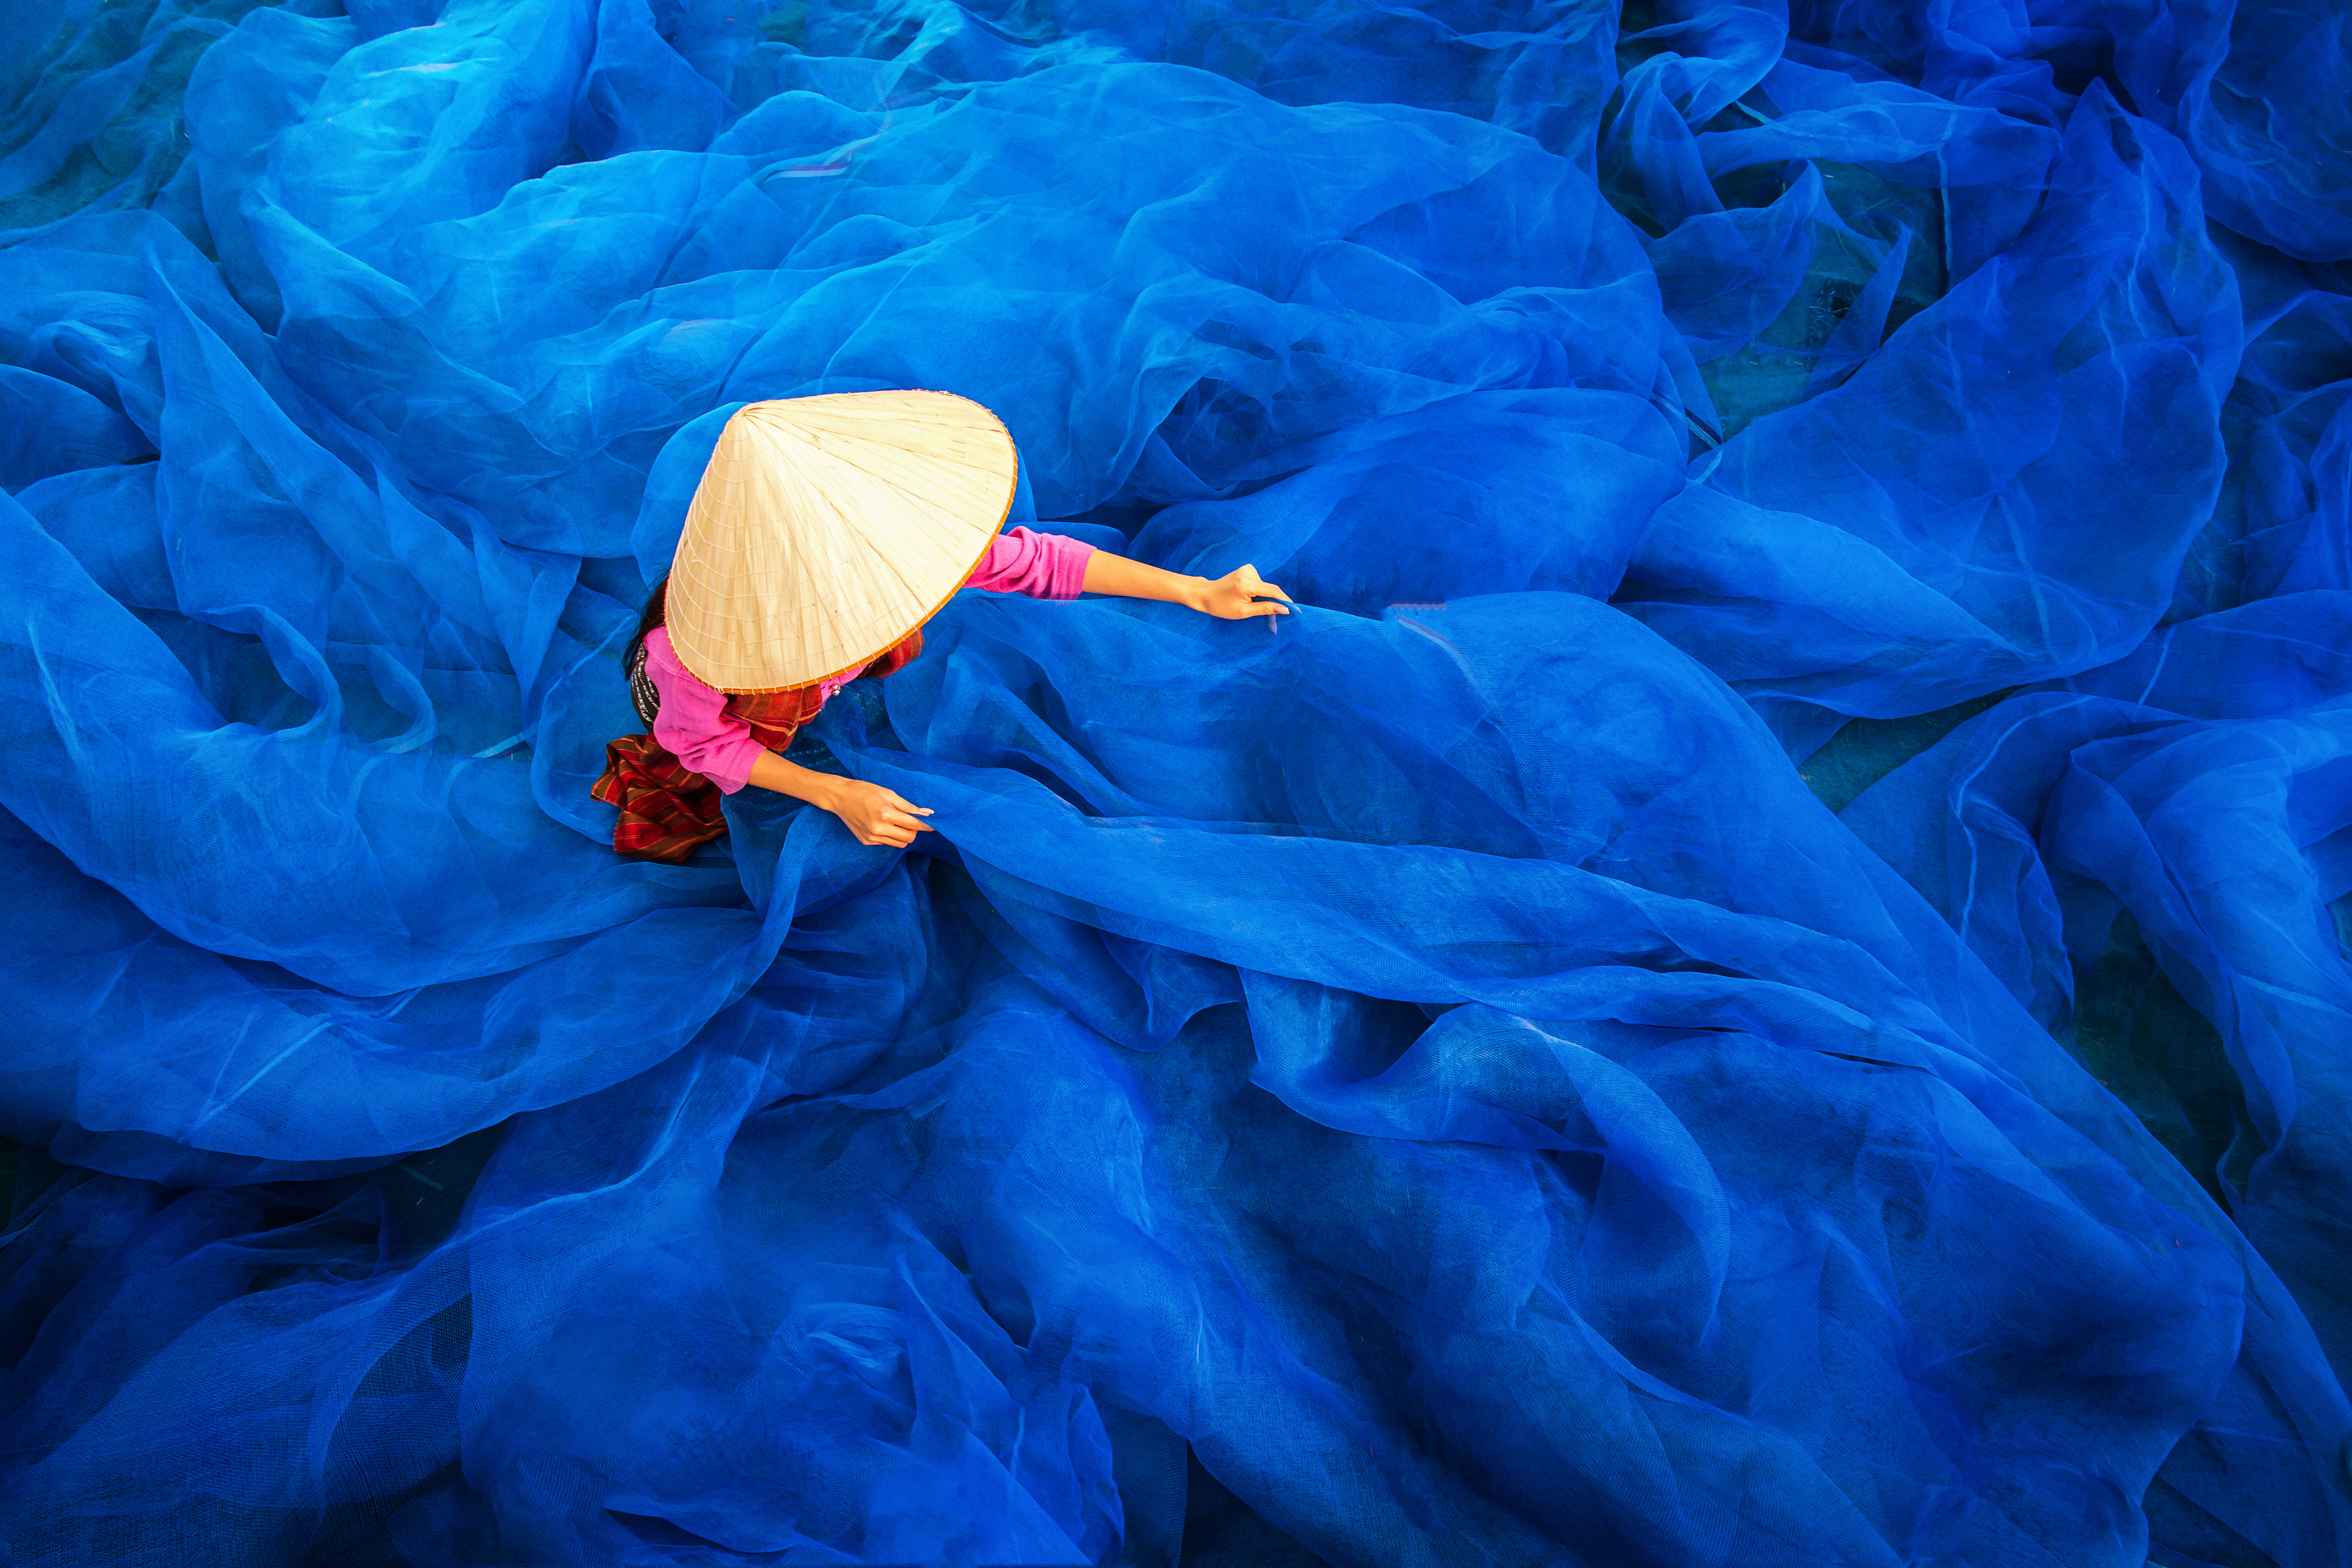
[662,390,1019,693]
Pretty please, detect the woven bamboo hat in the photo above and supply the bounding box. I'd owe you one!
[661,390,1020,693]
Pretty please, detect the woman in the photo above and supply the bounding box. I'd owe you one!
[594,390,1290,862]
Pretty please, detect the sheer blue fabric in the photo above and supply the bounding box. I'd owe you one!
[3,0,2350,1563]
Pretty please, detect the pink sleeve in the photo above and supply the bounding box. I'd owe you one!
[964,526,1096,600]
[645,628,768,795]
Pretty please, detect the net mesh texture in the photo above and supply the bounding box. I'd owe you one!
[2,0,2350,1564]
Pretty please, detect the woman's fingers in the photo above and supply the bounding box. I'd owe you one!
[1230,566,1292,605]
[851,797,934,846]
[1220,570,1291,618]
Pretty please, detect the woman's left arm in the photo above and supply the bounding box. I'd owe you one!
[971,526,1292,620]
[1083,551,1293,621]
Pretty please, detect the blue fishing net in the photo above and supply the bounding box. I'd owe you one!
[3,0,2349,1562]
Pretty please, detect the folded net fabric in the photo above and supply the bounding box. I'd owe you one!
[2,0,2350,1564]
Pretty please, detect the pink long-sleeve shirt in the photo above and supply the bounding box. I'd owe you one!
[645,526,1097,793]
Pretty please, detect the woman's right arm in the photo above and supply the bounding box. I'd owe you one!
[744,753,933,848]
[648,629,934,846]
[645,630,767,793]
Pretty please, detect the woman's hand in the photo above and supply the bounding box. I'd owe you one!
[824,779,935,847]
[1188,563,1292,621]
[743,754,934,847]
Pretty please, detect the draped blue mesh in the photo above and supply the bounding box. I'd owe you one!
[3,0,2351,1564]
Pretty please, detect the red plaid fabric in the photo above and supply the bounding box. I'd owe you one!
[594,631,923,863]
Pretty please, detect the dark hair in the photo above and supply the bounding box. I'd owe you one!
[623,575,669,676]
